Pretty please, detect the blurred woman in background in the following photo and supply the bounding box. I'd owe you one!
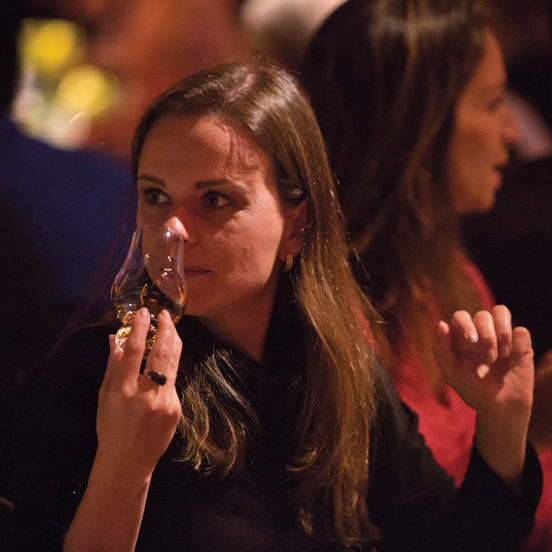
[303,0,552,548]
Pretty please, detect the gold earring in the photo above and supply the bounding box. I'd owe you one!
[283,253,294,272]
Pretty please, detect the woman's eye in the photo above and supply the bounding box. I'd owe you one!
[143,188,170,205]
[202,191,231,209]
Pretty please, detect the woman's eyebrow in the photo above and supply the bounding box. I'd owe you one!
[137,175,249,193]
[137,174,166,187]
[196,178,248,192]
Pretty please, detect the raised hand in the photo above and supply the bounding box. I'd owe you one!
[435,305,534,416]
[434,305,534,488]
[97,307,183,479]
[64,308,183,550]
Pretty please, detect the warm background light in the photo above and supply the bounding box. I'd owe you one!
[13,18,118,149]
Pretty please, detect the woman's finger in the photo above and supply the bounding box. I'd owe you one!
[491,305,513,359]
[472,310,498,365]
[143,310,182,387]
[434,320,455,381]
[114,308,151,385]
[448,310,478,347]
[102,334,121,386]
[511,326,533,362]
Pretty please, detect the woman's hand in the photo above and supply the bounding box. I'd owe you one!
[434,305,534,489]
[435,305,534,415]
[97,307,183,479]
[64,308,182,551]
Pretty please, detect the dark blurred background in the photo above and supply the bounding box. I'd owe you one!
[2,0,552,549]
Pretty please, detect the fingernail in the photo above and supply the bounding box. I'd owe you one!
[139,307,149,318]
[500,345,510,358]
[477,365,490,379]
[486,348,497,364]
[160,309,170,320]
[468,332,478,343]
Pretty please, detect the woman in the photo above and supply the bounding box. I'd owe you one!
[302,0,552,547]
[16,63,540,551]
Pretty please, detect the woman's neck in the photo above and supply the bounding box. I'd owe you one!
[198,298,275,363]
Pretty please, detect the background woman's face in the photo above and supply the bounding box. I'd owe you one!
[136,114,301,328]
[447,29,520,214]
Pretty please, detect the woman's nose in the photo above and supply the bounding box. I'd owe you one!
[164,215,190,243]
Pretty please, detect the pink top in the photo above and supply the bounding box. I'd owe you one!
[391,257,552,550]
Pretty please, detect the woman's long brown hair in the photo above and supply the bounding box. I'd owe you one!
[132,63,381,546]
[303,0,487,376]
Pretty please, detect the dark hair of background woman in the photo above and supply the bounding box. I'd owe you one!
[302,0,487,371]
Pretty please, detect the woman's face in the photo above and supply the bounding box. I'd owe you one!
[136,114,304,344]
[447,29,519,214]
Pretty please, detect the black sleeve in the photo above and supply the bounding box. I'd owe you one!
[368,361,542,552]
[14,325,111,552]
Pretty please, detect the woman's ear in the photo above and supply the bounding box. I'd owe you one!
[279,200,307,262]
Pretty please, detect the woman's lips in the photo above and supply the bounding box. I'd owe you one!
[184,267,209,279]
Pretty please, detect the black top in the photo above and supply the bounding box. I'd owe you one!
[14,315,542,551]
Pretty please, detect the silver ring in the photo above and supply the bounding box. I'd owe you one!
[144,370,167,386]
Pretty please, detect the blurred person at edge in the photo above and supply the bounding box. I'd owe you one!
[47,0,250,159]
[240,0,346,69]
[302,0,552,549]
[0,0,132,518]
